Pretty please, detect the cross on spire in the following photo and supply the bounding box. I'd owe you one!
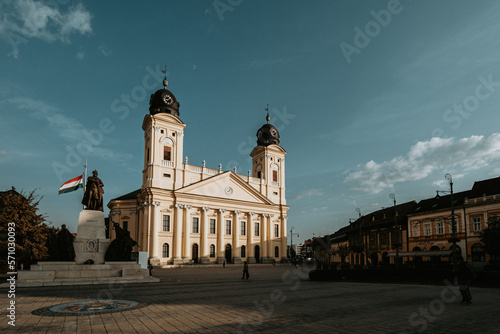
[162,65,168,88]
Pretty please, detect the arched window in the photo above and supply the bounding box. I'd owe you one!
[162,243,169,258]
[210,244,215,258]
[241,245,246,258]
[275,246,279,258]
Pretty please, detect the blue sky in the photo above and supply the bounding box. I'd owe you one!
[1,0,500,242]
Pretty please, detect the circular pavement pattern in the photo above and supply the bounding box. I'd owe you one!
[32,299,149,317]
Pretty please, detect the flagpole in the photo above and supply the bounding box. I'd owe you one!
[83,158,87,210]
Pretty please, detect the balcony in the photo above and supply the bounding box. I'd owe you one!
[161,160,174,168]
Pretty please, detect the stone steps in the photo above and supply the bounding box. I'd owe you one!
[4,261,159,287]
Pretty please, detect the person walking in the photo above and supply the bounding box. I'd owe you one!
[223,259,226,268]
[242,261,249,280]
[456,256,474,305]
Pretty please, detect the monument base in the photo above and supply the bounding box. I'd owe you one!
[74,210,109,264]
[7,261,160,287]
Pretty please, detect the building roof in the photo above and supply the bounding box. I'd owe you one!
[111,189,141,201]
[468,176,500,198]
[410,176,500,216]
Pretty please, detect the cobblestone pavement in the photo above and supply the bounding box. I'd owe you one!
[1,264,500,333]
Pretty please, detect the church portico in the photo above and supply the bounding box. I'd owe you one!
[108,76,289,266]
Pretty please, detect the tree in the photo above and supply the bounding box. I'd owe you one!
[481,216,500,266]
[336,244,350,267]
[0,189,51,270]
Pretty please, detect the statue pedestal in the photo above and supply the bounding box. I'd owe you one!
[74,210,110,264]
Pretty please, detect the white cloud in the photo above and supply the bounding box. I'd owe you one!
[76,51,84,60]
[6,97,131,163]
[344,134,500,194]
[0,0,92,57]
[99,44,112,56]
[291,188,324,201]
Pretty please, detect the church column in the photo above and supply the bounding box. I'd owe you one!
[173,204,183,263]
[267,214,274,261]
[183,205,192,261]
[233,210,241,263]
[140,202,149,254]
[217,209,226,263]
[149,201,161,262]
[261,214,268,260]
[201,207,210,263]
[281,215,288,260]
[247,212,255,263]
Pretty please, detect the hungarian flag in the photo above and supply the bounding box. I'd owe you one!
[59,175,83,195]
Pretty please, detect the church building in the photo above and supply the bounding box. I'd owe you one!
[107,77,289,265]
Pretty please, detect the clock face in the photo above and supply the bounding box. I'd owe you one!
[271,129,277,137]
[225,187,233,195]
[162,94,174,105]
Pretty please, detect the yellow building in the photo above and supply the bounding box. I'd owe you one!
[107,79,289,265]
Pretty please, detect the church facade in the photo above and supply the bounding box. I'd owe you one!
[107,78,289,265]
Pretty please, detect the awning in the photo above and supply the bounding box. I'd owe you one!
[387,250,453,257]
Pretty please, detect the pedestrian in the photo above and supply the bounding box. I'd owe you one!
[148,261,153,276]
[223,259,226,268]
[242,261,249,280]
[456,256,474,305]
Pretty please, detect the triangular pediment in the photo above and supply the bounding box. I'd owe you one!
[175,171,273,205]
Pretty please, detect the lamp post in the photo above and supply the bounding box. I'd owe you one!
[289,226,299,260]
[389,193,399,267]
[355,208,364,265]
[445,173,458,271]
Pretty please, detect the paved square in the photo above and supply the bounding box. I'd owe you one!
[2,264,499,333]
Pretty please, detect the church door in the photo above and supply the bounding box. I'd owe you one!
[192,244,199,264]
[225,244,232,264]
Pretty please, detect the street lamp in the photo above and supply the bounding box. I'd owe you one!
[389,193,399,267]
[436,174,458,270]
[289,226,299,260]
[445,173,458,270]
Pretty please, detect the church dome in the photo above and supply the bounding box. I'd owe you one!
[149,79,180,117]
[256,114,280,146]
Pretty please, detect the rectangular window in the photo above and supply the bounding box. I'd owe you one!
[412,224,419,237]
[473,217,481,231]
[164,146,171,161]
[274,224,279,238]
[241,221,246,235]
[255,222,260,236]
[424,224,431,236]
[273,170,278,182]
[210,219,216,234]
[123,221,128,232]
[162,215,170,232]
[192,217,199,233]
[437,222,444,235]
[226,220,231,235]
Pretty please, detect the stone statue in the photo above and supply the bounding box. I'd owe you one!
[82,170,104,211]
[105,222,138,261]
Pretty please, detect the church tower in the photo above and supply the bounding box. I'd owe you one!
[142,76,186,191]
[250,113,287,206]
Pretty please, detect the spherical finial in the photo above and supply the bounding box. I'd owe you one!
[163,79,168,88]
[266,113,270,124]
